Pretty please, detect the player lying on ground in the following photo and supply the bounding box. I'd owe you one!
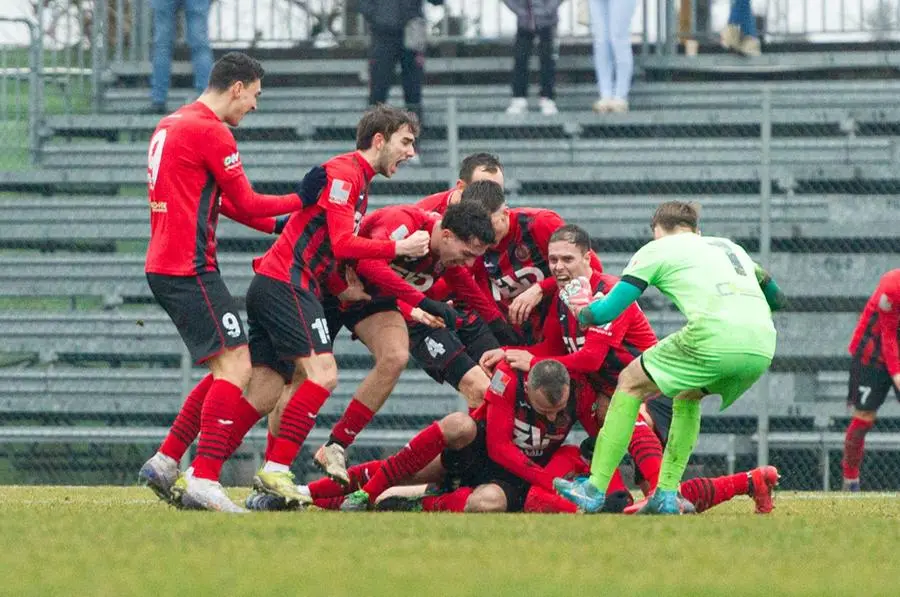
[555,200,784,514]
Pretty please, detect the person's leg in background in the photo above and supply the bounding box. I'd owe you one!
[368,28,402,106]
[535,26,558,115]
[506,28,535,115]
[184,0,213,98]
[607,0,637,112]
[148,0,178,113]
[399,47,425,124]
[588,0,614,113]
[722,0,761,56]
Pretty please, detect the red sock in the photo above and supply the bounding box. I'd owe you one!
[268,380,331,466]
[192,379,243,481]
[329,398,375,448]
[313,496,345,510]
[264,430,276,462]
[422,487,474,512]
[363,423,446,502]
[524,487,579,513]
[308,460,384,498]
[680,473,749,513]
[842,417,874,479]
[223,397,263,460]
[159,374,213,461]
[629,420,663,492]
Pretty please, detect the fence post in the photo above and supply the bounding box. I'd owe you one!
[92,0,108,113]
[665,0,677,55]
[757,86,773,468]
[446,96,458,189]
[26,19,43,166]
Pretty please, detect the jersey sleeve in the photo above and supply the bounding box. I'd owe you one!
[219,194,276,234]
[530,211,566,258]
[202,125,302,217]
[354,214,426,305]
[484,368,556,492]
[877,274,900,377]
[621,240,666,290]
[319,172,397,261]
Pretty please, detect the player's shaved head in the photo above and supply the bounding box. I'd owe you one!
[356,105,421,151]
[528,360,570,405]
[207,52,264,91]
[651,201,700,233]
[549,224,591,253]
[458,153,503,183]
[460,180,505,213]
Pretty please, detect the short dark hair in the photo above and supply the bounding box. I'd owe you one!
[528,360,570,405]
[460,180,505,214]
[458,152,503,183]
[549,224,591,253]
[440,201,496,246]
[356,104,421,150]
[651,201,700,232]
[207,52,264,92]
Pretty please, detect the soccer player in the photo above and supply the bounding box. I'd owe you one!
[138,52,310,512]
[481,224,779,514]
[415,152,505,215]
[841,269,900,491]
[554,201,784,514]
[352,199,503,408]
[243,105,431,504]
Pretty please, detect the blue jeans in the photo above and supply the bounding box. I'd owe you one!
[727,0,757,37]
[150,0,213,105]
[588,0,638,100]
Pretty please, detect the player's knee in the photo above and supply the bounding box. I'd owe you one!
[439,412,477,450]
[302,354,338,392]
[211,345,253,389]
[465,484,508,513]
[245,366,285,415]
[375,345,409,378]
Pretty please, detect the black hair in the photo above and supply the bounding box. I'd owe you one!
[460,180,505,214]
[207,52,265,91]
[441,201,496,246]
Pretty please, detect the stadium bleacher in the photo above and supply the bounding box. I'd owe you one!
[3,45,900,489]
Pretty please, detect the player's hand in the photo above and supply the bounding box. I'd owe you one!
[508,284,543,326]
[337,268,371,303]
[295,165,328,207]
[395,230,431,257]
[479,348,506,372]
[417,297,459,330]
[504,349,535,372]
[560,276,594,317]
[893,373,900,392]
[410,307,445,328]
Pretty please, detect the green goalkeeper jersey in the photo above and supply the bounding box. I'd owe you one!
[622,233,776,357]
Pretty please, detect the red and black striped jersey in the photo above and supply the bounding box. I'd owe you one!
[414,188,455,215]
[475,362,596,492]
[253,151,396,296]
[145,101,300,276]
[528,271,659,397]
[849,269,900,376]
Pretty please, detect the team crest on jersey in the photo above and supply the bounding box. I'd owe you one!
[490,370,512,394]
[514,244,531,261]
[328,179,352,205]
[879,293,894,312]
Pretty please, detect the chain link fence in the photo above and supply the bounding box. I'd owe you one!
[2,17,900,489]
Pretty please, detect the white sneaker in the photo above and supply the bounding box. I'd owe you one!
[183,470,248,513]
[607,98,629,113]
[592,98,612,113]
[314,443,349,485]
[539,97,558,116]
[505,97,528,115]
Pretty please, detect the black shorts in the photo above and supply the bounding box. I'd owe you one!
[848,357,898,412]
[246,274,333,383]
[439,423,530,512]
[147,271,246,364]
[408,311,500,388]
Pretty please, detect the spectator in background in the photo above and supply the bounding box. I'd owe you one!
[721,0,761,57]
[360,0,444,127]
[146,0,214,114]
[502,0,562,116]
[587,0,638,114]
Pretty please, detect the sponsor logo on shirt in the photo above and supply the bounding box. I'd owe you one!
[329,179,352,205]
[223,151,241,170]
[149,201,167,213]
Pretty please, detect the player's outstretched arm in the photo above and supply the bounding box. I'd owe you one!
[577,279,643,326]
[754,264,786,312]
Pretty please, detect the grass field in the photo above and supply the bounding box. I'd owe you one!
[1,487,898,597]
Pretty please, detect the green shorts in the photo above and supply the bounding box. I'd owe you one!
[641,328,772,410]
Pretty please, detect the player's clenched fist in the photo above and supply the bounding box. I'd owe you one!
[395,229,431,257]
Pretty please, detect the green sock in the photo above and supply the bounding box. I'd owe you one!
[657,398,702,491]
[588,390,642,492]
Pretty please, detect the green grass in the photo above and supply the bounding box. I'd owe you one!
[0,487,898,597]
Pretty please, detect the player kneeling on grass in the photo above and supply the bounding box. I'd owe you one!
[554,200,784,515]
